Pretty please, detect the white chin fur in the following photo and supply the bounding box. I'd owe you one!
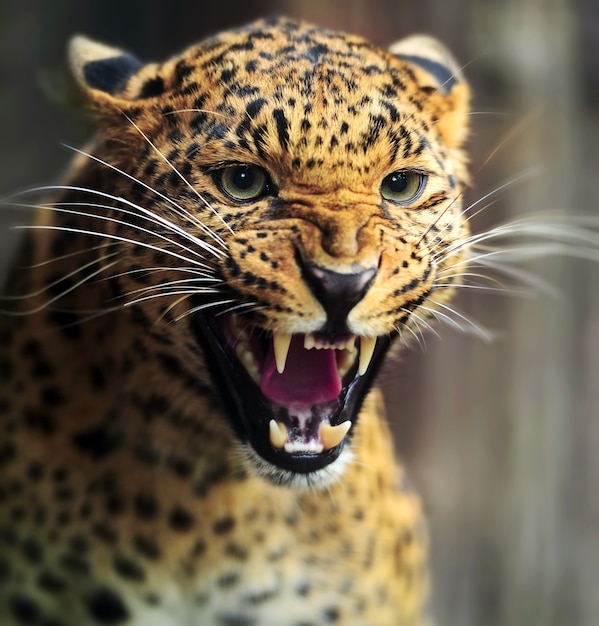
[239,444,354,490]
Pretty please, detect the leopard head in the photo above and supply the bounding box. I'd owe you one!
[68,17,470,487]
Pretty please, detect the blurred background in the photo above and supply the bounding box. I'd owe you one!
[1,0,597,625]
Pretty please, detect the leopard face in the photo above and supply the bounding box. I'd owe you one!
[61,17,470,487]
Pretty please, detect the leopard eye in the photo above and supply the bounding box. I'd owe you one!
[218,165,269,202]
[380,171,426,204]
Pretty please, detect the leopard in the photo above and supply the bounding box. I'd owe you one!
[0,16,471,626]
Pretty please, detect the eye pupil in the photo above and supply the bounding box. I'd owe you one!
[232,167,255,190]
[387,172,408,193]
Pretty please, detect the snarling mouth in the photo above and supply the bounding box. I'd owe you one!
[193,312,391,479]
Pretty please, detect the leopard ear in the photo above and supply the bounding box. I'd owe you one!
[389,35,470,150]
[69,35,145,111]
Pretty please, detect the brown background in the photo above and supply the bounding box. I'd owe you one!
[1,1,598,625]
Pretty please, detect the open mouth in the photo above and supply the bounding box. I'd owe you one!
[193,311,391,478]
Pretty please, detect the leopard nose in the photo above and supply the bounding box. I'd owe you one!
[302,262,377,333]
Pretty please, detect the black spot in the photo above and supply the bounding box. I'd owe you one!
[8,593,42,624]
[134,492,159,520]
[191,539,206,557]
[272,108,290,150]
[244,588,279,605]
[47,310,81,339]
[166,455,193,478]
[175,60,193,82]
[21,537,44,564]
[145,593,161,606]
[217,571,241,589]
[72,422,123,460]
[59,553,89,574]
[37,571,67,594]
[10,506,26,522]
[225,543,248,561]
[133,534,161,560]
[296,582,311,597]
[68,534,90,554]
[104,492,125,516]
[23,406,56,435]
[51,467,67,483]
[167,128,184,144]
[89,365,108,390]
[85,587,130,624]
[0,558,11,585]
[213,516,235,535]
[0,441,16,465]
[323,606,341,623]
[168,507,194,532]
[21,338,40,357]
[113,554,145,582]
[83,54,142,94]
[133,443,160,466]
[92,522,118,544]
[220,68,236,83]
[32,359,54,379]
[139,75,166,98]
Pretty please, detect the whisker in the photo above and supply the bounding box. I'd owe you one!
[13,221,211,273]
[1,249,120,302]
[13,242,109,270]
[173,299,237,322]
[9,198,215,270]
[115,278,221,301]
[61,145,229,251]
[0,258,121,315]
[108,265,216,281]
[121,114,234,236]
[121,288,221,308]
[420,301,494,342]
[418,112,539,246]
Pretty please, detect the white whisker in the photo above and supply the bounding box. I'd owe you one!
[420,301,494,342]
[62,145,229,251]
[121,115,234,236]
[0,258,120,315]
[9,198,215,270]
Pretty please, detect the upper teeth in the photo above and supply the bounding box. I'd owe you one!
[270,332,376,377]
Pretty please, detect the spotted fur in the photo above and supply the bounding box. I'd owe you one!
[0,17,471,625]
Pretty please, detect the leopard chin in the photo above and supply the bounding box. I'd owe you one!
[192,309,392,484]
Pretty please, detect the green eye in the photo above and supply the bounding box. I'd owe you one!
[218,165,269,201]
[380,171,426,204]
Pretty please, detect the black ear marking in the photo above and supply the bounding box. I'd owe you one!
[69,36,145,98]
[388,35,463,96]
[83,55,143,95]
[394,54,456,94]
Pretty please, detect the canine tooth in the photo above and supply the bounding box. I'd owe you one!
[273,332,292,374]
[358,336,376,376]
[320,421,351,451]
[269,420,288,449]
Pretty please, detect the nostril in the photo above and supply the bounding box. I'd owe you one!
[302,262,377,333]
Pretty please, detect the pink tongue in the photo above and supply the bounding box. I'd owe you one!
[260,335,342,407]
